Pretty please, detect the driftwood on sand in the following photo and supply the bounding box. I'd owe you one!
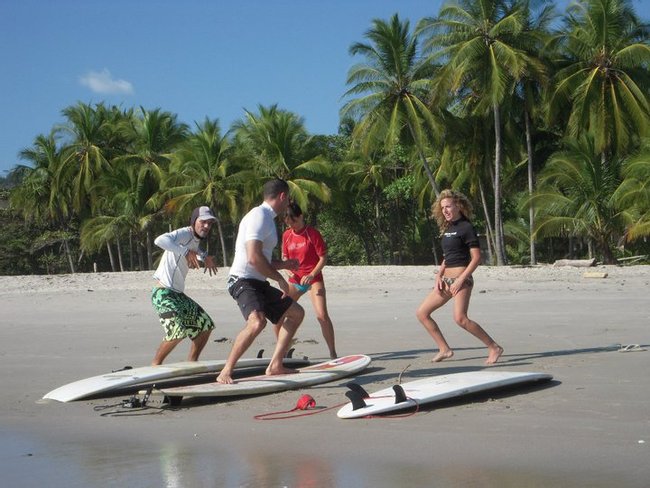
[553,258,596,267]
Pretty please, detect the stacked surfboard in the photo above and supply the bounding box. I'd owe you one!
[41,354,310,403]
[149,354,372,403]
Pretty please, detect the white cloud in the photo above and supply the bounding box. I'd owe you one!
[79,69,134,95]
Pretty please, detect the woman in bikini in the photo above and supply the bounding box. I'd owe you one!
[280,202,337,358]
[416,189,503,365]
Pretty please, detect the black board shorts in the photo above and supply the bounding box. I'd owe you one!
[228,277,293,324]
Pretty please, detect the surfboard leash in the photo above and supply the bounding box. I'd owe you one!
[360,399,421,419]
[92,386,169,417]
[254,394,347,420]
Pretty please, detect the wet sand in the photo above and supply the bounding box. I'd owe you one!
[1,265,649,487]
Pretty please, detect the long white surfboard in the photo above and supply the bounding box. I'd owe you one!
[42,355,309,403]
[152,354,371,402]
[337,370,553,419]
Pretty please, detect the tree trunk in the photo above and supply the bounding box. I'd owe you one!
[106,242,116,272]
[424,210,441,265]
[479,180,496,265]
[492,103,507,265]
[129,230,134,271]
[215,215,228,267]
[138,240,145,271]
[599,239,618,264]
[524,109,537,265]
[116,238,125,272]
[63,239,75,274]
[146,230,153,270]
[417,149,440,198]
[374,189,385,264]
[407,123,440,197]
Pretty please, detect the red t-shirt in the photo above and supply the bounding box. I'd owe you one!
[282,225,327,284]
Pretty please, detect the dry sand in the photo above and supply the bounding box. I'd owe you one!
[1,265,649,487]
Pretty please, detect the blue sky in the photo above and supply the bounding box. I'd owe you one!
[1,0,648,176]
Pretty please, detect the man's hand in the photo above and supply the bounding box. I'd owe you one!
[277,276,291,297]
[203,256,218,276]
[300,274,314,286]
[186,250,201,269]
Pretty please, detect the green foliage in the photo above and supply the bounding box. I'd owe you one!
[316,207,368,265]
[2,1,649,273]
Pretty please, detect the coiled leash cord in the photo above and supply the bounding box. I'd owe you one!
[254,394,344,420]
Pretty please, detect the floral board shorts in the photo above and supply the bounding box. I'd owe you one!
[151,287,214,341]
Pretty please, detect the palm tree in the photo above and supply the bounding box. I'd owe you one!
[435,114,498,263]
[164,118,247,266]
[511,0,555,265]
[11,133,62,222]
[417,0,541,265]
[10,132,77,272]
[339,147,395,263]
[546,0,650,158]
[231,104,331,211]
[613,139,650,243]
[116,107,189,269]
[80,161,151,271]
[57,102,112,216]
[529,136,634,263]
[341,13,442,197]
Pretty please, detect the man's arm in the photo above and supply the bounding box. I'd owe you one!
[246,240,290,294]
[154,229,189,255]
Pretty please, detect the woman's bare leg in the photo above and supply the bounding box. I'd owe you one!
[416,288,453,362]
[309,282,337,358]
[452,286,503,364]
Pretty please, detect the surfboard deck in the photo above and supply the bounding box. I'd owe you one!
[42,354,309,403]
[337,370,553,419]
[151,354,371,401]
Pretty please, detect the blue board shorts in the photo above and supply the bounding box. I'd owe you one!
[151,287,214,341]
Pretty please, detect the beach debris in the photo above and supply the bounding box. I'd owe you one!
[553,258,596,267]
[583,271,608,278]
[618,344,646,353]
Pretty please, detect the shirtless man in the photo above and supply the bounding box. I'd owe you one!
[415,189,503,365]
[217,178,304,384]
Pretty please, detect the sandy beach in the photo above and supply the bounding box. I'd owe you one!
[1,265,648,487]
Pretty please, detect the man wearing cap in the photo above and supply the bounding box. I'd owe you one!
[150,206,219,365]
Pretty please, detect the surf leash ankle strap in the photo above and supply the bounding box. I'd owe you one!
[254,394,344,420]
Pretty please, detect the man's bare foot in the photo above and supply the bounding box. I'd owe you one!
[486,345,503,365]
[265,365,298,376]
[216,371,234,384]
[432,350,454,362]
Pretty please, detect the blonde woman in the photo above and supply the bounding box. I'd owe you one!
[416,190,503,365]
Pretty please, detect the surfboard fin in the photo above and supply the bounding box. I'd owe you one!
[257,349,264,358]
[111,365,133,372]
[345,382,369,398]
[393,384,407,404]
[345,390,367,411]
[162,395,183,407]
[286,348,295,358]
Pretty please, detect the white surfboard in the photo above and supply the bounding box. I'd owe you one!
[42,355,309,403]
[337,370,553,419]
[152,354,371,402]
